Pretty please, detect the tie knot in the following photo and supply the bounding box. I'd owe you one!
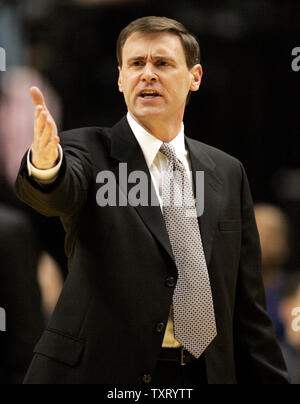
[160,142,178,163]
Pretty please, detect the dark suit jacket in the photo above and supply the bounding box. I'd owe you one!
[15,116,289,384]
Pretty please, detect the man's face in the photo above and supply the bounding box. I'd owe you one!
[118,32,202,126]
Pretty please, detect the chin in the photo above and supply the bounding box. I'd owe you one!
[134,106,166,119]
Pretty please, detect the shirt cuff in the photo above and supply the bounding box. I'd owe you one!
[27,145,63,184]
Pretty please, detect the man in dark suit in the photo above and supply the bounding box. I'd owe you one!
[15,16,289,384]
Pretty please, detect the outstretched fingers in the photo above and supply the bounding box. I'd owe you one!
[41,119,53,147]
[30,86,47,110]
[30,87,60,169]
[37,110,47,137]
[47,133,60,159]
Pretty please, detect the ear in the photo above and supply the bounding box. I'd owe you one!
[189,64,203,92]
[118,66,123,93]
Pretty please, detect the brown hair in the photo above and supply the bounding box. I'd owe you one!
[117,16,200,69]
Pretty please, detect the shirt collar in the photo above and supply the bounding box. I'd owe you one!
[126,112,186,168]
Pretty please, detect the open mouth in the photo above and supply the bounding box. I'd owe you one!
[139,90,161,99]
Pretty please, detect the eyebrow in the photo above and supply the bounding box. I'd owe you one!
[127,56,176,64]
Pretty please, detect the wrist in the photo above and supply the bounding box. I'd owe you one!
[31,151,59,170]
[27,145,63,181]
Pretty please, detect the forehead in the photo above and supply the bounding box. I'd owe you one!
[122,31,186,60]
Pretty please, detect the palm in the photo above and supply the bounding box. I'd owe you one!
[30,87,60,169]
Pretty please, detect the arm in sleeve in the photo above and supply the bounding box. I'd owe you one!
[15,129,93,218]
[233,163,290,384]
[27,144,63,184]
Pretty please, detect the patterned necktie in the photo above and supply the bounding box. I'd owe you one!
[160,142,217,358]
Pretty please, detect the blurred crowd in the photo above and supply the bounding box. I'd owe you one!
[254,204,300,384]
[0,0,299,384]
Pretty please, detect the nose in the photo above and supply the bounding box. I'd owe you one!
[141,63,158,83]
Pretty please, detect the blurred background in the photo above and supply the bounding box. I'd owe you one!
[0,0,299,384]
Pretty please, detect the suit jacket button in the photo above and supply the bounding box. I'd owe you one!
[155,322,165,334]
[165,276,176,287]
[143,374,152,384]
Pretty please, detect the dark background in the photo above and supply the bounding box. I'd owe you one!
[0,0,300,384]
[1,0,300,267]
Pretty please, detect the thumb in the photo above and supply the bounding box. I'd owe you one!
[30,86,48,110]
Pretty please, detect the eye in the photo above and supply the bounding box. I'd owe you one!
[132,61,145,67]
[157,61,169,67]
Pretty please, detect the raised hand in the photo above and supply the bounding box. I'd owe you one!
[30,86,60,169]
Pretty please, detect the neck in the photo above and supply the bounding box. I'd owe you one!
[130,113,183,143]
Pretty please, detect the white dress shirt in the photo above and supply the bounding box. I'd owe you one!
[126,112,193,212]
[28,112,195,348]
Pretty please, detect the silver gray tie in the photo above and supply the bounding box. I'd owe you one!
[160,142,217,358]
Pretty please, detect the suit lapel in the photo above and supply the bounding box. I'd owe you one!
[108,117,223,272]
[185,137,223,268]
[109,117,176,269]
